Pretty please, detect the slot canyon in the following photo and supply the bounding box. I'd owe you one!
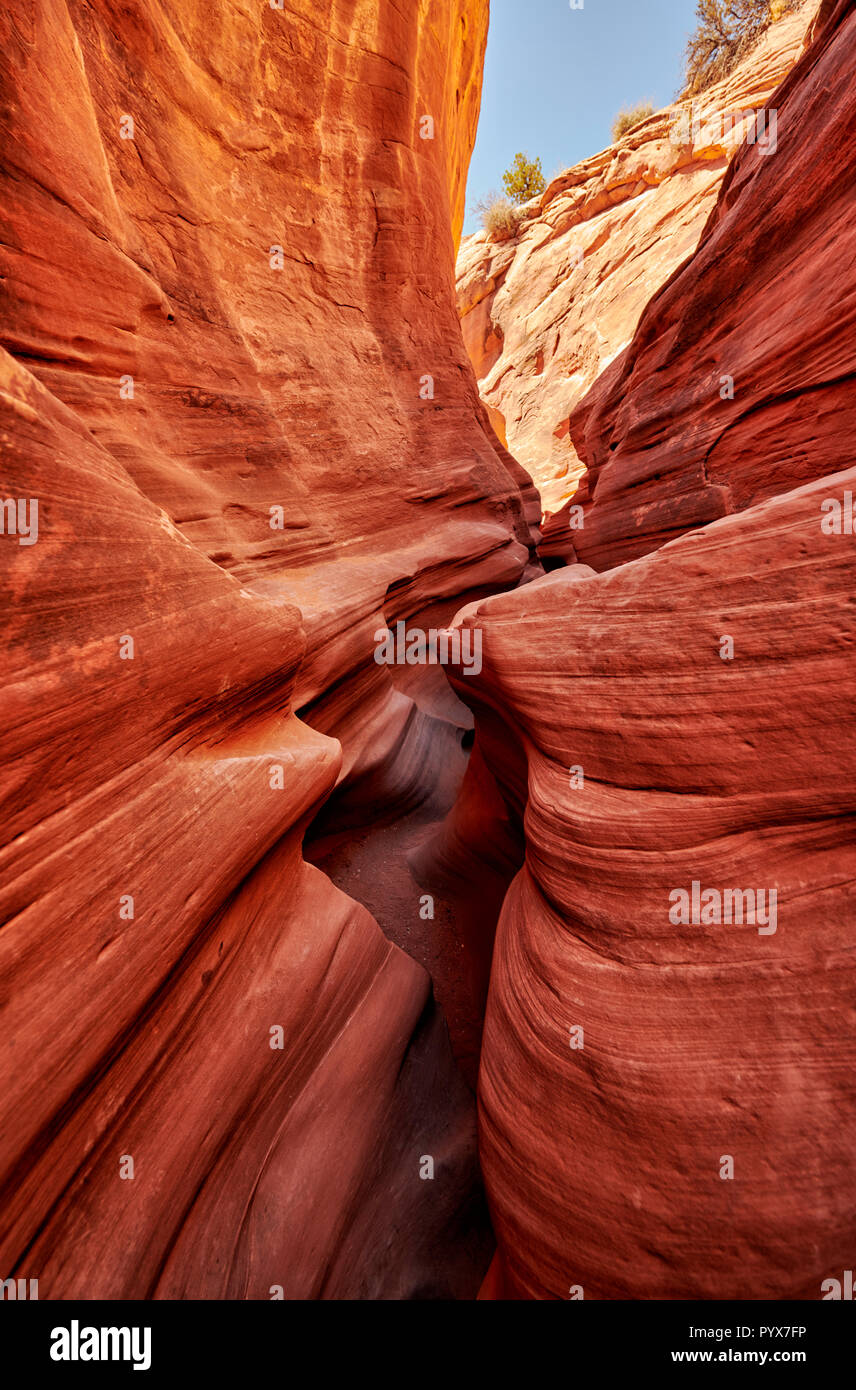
[0,0,854,1305]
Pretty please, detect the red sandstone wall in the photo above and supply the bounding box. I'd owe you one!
[450,0,856,1300]
[0,0,534,1298]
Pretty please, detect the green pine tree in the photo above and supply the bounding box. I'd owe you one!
[501,152,546,206]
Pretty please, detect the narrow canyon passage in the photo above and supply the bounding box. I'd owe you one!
[302,594,528,1089]
[305,722,482,1080]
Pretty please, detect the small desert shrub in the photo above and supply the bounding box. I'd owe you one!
[472,192,520,239]
[501,151,547,204]
[611,102,656,142]
[682,0,798,97]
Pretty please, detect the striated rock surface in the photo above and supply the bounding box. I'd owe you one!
[456,2,816,555]
[0,0,536,1298]
[570,0,856,571]
[450,0,856,1300]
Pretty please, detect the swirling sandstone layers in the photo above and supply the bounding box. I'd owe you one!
[453,0,856,1300]
[0,0,536,1298]
[455,2,817,555]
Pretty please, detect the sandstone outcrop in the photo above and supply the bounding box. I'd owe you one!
[570,0,856,570]
[456,2,816,557]
[450,0,856,1299]
[0,0,533,1298]
[4,0,853,1305]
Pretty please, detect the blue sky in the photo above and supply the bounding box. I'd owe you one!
[463,0,701,235]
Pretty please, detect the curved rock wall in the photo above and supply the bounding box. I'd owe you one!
[0,0,535,1299]
[451,0,856,1300]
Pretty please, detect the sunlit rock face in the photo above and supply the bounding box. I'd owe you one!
[450,0,856,1301]
[455,2,816,557]
[569,0,856,571]
[0,0,538,1298]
